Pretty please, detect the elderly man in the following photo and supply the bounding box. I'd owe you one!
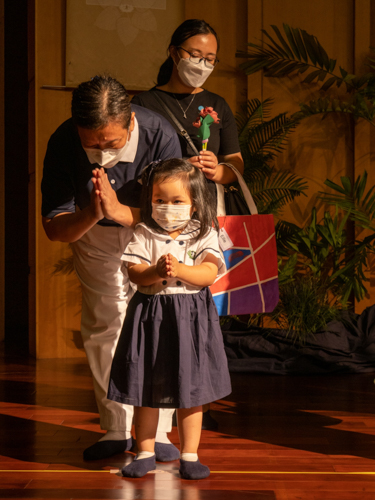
[42,76,181,461]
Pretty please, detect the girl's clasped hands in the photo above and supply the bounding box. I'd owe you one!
[156,253,179,278]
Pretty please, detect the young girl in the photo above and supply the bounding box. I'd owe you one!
[107,158,232,480]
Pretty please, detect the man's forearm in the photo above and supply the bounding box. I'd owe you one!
[42,208,100,243]
[110,205,140,228]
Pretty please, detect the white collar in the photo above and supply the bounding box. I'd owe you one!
[117,116,139,163]
[137,220,202,241]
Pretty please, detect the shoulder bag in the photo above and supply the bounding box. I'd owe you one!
[211,165,279,316]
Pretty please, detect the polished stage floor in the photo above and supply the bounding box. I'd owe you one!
[1,346,375,499]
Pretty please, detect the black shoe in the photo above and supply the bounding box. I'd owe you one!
[83,437,134,461]
[202,411,218,431]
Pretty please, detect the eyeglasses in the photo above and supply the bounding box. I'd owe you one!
[177,46,219,68]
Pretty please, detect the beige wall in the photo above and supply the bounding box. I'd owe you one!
[32,0,375,358]
[34,0,82,358]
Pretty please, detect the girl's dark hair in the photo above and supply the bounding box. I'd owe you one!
[157,19,219,86]
[140,158,218,241]
[71,75,132,129]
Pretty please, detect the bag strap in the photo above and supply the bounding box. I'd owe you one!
[216,163,258,216]
[151,93,257,216]
[152,92,200,156]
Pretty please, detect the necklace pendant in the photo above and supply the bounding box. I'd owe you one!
[173,93,196,120]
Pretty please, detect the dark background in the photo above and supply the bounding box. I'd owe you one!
[4,2,29,351]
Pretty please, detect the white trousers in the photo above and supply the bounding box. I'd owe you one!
[71,224,173,432]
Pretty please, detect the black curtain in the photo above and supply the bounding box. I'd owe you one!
[4,2,29,351]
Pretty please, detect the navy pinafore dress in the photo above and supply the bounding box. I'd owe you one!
[108,221,232,409]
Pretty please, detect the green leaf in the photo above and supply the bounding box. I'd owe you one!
[316,39,332,72]
[340,67,348,78]
[296,63,310,74]
[262,29,290,58]
[340,176,352,193]
[268,61,301,77]
[291,27,308,62]
[303,69,324,84]
[321,76,338,91]
[355,171,368,201]
[283,24,301,61]
[239,59,270,75]
[329,58,337,73]
[265,60,293,75]
[300,30,319,66]
[271,25,295,59]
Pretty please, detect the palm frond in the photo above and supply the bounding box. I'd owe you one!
[246,114,298,157]
[237,100,298,161]
[270,275,344,343]
[290,94,375,123]
[275,220,302,255]
[319,171,375,230]
[52,256,75,276]
[250,170,308,215]
[277,253,298,285]
[235,98,274,139]
[237,24,375,95]
[238,24,341,86]
[242,155,273,185]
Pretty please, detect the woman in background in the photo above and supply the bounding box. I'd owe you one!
[132,18,244,193]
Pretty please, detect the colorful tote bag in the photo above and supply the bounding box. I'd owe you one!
[210,165,279,316]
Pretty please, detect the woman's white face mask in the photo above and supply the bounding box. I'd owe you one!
[176,57,214,88]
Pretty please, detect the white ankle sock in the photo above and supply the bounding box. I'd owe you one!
[99,430,132,442]
[155,431,172,444]
[180,452,198,462]
[135,451,155,460]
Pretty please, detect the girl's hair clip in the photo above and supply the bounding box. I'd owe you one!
[145,159,162,185]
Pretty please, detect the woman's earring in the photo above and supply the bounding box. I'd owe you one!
[170,46,179,65]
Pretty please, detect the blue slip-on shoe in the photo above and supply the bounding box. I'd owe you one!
[154,442,180,462]
[122,455,156,478]
[179,459,210,480]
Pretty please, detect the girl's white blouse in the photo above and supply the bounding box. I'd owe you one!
[121,221,226,295]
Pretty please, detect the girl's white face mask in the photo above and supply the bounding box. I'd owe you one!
[176,57,214,88]
[152,203,192,232]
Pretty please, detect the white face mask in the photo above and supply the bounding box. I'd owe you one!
[176,57,214,88]
[152,203,192,232]
[84,135,130,169]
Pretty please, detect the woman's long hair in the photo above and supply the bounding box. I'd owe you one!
[140,158,218,241]
[156,19,219,87]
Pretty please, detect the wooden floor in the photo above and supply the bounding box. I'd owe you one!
[1,347,375,500]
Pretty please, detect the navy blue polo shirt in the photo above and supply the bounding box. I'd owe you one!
[41,104,182,226]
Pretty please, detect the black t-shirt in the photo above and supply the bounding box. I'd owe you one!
[131,88,240,159]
